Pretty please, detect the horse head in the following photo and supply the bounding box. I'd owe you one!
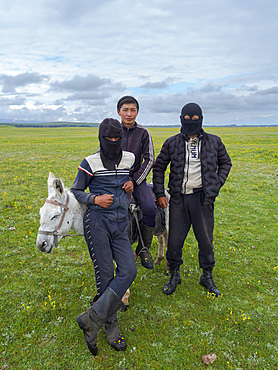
[36,172,76,253]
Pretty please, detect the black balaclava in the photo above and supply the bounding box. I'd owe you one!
[117,95,139,111]
[98,118,123,170]
[180,103,203,135]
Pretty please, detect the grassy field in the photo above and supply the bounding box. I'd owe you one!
[0,125,277,369]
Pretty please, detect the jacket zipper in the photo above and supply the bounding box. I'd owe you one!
[115,164,120,222]
[126,128,130,151]
[184,141,190,191]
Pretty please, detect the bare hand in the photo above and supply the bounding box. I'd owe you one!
[157,196,169,209]
[94,194,114,208]
[122,180,133,194]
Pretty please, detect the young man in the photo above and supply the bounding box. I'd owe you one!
[153,103,232,297]
[71,118,137,356]
[117,96,156,269]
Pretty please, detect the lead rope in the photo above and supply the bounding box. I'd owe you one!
[130,205,147,258]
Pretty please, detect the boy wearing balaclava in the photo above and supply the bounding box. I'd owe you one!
[153,103,232,297]
[71,118,137,356]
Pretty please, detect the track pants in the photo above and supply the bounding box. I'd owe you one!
[166,190,215,270]
[133,180,156,227]
[84,209,137,300]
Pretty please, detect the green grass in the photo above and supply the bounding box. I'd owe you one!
[0,125,277,369]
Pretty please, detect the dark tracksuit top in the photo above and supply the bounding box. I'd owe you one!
[121,122,157,227]
[71,150,137,299]
[121,122,154,185]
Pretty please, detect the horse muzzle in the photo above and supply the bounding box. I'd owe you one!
[36,239,54,253]
[36,230,57,253]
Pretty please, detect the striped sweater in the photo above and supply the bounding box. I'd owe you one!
[71,151,135,222]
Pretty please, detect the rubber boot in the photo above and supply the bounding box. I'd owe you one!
[199,267,221,297]
[76,287,123,356]
[135,222,154,269]
[163,267,181,295]
[104,312,127,351]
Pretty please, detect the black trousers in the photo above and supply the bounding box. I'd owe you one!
[166,190,215,270]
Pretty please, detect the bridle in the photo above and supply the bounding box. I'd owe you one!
[38,194,82,248]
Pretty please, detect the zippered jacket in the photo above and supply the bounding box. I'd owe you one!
[153,130,232,204]
[121,122,154,186]
[71,151,135,222]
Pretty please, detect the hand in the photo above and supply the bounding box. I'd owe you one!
[122,180,133,194]
[156,196,169,209]
[94,194,114,208]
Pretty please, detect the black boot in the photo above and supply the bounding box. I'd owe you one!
[163,267,181,295]
[76,287,123,356]
[199,268,221,297]
[135,222,154,269]
[104,312,127,351]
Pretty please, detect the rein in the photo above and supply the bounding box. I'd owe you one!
[38,194,83,248]
[129,203,147,256]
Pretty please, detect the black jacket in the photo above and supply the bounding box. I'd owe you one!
[153,130,232,204]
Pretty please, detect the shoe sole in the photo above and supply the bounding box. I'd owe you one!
[111,343,127,351]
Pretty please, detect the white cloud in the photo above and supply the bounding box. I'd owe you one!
[0,0,277,125]
[0,72,48,93]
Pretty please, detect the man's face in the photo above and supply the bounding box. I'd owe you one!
[117,103,138,128]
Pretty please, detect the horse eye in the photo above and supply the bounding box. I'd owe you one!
[51,215,59,220]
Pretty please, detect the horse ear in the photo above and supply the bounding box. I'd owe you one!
[48,172,56,188]
[53,179,64,197]
[47,173,64,198]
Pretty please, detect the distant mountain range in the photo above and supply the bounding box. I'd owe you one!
[0,121,277,128]
[0,121,99,128]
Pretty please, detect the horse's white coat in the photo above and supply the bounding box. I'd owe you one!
[36,172,86,253]
[36,172,168,306]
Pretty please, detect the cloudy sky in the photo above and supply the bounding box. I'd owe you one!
[1,0,277,126]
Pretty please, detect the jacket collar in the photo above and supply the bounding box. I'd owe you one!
[181,129,204,142]
[121,121,137,131]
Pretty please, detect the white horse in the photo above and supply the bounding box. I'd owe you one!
[36,172,168,308]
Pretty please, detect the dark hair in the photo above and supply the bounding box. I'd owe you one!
[117,96,139,111]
